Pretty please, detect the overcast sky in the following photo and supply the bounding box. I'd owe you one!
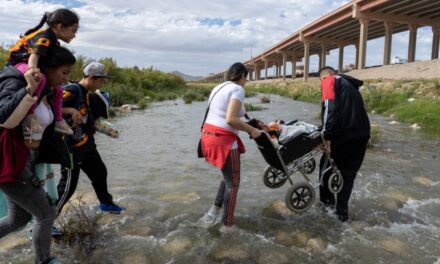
[0,0,435,76]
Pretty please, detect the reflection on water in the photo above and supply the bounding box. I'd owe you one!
[1,94,440,263]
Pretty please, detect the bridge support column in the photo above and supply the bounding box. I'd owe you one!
[338,44,344,73]
[264,61,268,80]
[432,27,440,60]
[282,54,287,81]
[320,43,327,69]
[384,22,393,65]
[292,57,297,79]
[358,18,369,69]
[408,24,418,63]
[303,41,310,81]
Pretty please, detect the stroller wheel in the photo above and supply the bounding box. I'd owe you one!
[299,159,316,175]
[328,173,343,194]
[263,165,288,189]
[285,182,316,213]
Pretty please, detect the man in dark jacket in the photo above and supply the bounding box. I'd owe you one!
[318,66,370,222]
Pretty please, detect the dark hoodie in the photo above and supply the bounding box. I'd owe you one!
[320,74,370,147]
[0,66,29,183]
[0,66,29,124]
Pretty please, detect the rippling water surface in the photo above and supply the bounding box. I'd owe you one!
[1,94,440,264]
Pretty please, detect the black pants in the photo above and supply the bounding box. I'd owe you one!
[214,149,240,226]
[319,136,369,216]
[56,142,113,214]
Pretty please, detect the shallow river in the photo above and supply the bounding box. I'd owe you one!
[1,94,440,264]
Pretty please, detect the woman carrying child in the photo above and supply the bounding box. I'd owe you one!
[0,46,76,264]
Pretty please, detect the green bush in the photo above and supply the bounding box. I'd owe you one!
[245,103,263,112]
[367,126,381,148]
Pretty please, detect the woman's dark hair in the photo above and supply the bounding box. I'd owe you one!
[24,8,80,36]
[226,62,248,82]
[39,46,76,71]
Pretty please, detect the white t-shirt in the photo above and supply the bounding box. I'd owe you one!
[32,102,54,140]
[205,81,246,134]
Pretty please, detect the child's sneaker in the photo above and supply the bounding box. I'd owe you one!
[99,202,125,214]
[55,119,73,135]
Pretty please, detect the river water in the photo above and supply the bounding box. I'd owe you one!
[1,94,440,264]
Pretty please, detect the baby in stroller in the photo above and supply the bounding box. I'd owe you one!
[249,119,318,147]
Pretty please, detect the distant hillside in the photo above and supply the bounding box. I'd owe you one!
[170,71,203,81]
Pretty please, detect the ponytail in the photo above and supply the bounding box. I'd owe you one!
[23,12,49,36]
[22,9,79,37]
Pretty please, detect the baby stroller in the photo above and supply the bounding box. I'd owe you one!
[249,119,344,213]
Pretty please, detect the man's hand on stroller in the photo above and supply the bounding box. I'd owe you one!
[323,140,331,154]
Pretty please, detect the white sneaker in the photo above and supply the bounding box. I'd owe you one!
[198,205,221,227]
[219,224,239,233]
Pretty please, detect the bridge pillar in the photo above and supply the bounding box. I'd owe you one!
[432,27,440,60]
[384,22,393,65]
[292,57,297,79]
[264,61,268,80]
[303,41,310,81]
[282,53,287,81]
[338,44,344,73]
[320,43,327,68]
[358,18,369,69]
[408,24,418,63]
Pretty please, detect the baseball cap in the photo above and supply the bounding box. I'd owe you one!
[83,62,108,77]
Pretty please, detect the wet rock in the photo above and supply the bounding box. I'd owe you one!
[122,254,151,264]
[306,237,328,253]
[257,250,290,264]
[0,233,29,251]
[380,239,410,255]
[119,104,140,112]
[381,199,404,211]
[157,192,200,203]
[96,213,121,226]
[211,246,250,262]
[164,237,192,254]
[350,221,368,234]
[121,225,152,237]
[292,231,312,248]
[263,200,297,219]
[413,176,434,187]
[382,190,410,210]
[367,215,391,228]
[274,231,294,246]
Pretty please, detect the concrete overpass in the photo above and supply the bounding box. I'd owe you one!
[204,0,440,82]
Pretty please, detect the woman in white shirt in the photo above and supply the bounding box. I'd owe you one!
[200,62,261,232]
